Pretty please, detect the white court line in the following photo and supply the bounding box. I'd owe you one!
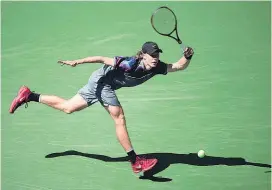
[5,178,53,190]
[91,34,135,45]
[122,96,199,102]
[116,20,147,25]
[2,33,135,58]
[47,142,102,148]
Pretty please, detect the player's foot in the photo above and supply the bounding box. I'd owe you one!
[131,156,158,173]
[9,86,32,114]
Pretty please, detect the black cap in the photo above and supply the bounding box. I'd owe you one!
[142,41,163,56]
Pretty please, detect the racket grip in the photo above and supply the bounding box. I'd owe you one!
[180,43,186,53]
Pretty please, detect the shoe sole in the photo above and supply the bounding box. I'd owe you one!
[9,98,18,113]
[9,86,30,113]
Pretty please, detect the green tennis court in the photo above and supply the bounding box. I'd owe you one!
[2,1,271,190]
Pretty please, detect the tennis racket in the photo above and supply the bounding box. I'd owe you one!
[151,6,186,52]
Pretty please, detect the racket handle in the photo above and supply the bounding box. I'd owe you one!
[180,43,187,53]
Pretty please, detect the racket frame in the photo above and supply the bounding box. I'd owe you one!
[151,6,186,51]
[151,6,182,44]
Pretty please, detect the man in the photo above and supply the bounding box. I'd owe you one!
[9,41,194,174]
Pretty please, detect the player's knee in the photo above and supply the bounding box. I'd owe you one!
[63,106,75,114]
[63,109,73,114]
[107,105,126,125]
[112,110,125,124]
[117,113,125,121]
[114,113,125,125]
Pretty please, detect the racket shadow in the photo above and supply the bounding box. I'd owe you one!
[45,151,271,182]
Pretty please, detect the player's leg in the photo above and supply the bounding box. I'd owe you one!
[104,104,158,173]
[98,85,157,173]
[104,105,134,152]
[9,86,89,114]
[39,93,88,113]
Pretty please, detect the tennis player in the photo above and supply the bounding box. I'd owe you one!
[9,41,194,174]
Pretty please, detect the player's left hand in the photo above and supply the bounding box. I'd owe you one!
[57,60,78,67]
[184,47,194,60]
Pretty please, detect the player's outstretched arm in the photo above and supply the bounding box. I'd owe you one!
[57,56,114,67]
[166,47,194,73]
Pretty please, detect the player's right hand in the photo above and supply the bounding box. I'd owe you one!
[57,60,78,67]
[184,47,194,60]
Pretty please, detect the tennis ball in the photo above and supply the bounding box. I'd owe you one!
[197,150,205,158]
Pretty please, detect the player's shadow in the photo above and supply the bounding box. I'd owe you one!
[45,151,271,182]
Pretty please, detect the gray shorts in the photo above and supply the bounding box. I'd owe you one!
[77,73,120,107]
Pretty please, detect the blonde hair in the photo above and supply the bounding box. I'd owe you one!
[134,50,144,60]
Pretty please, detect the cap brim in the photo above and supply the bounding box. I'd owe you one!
[152,49,163,54]
[144,49,163,56]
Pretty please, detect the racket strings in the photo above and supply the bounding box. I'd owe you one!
[152,8,176,35]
